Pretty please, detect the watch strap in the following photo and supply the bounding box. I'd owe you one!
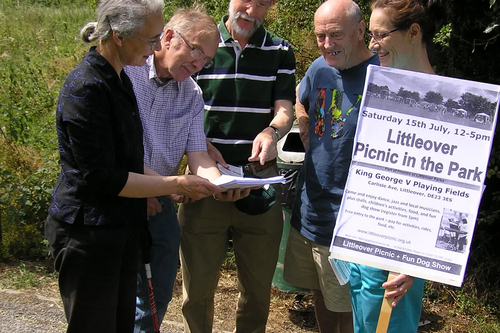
[269,125,281,140]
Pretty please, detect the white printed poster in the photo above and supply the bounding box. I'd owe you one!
[330,65,500,287]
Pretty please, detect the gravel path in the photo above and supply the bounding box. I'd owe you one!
[0,289,190,333]
[0,289,66,333]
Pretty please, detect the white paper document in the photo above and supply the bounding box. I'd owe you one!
[329,65,500,287]
[217,163,244,177]
[211,175,285,191]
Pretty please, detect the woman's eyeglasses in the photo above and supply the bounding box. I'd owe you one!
[134,31,165,51]
[366,28,402,42]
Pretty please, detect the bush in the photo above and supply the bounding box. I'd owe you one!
[0,0,499,309]
[0,139,58,259]
[0,1,92,259]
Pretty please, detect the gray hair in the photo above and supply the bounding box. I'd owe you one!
[345,0,362,27]
[316,0,363,28]
[165,4,219,41]
[80,0,164,43]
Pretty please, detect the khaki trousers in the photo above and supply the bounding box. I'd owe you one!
[178,166,283,333]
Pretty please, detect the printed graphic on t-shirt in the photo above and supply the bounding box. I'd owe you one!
[314,89,326,137]
[329,89,344,138]
[314,88,362,139]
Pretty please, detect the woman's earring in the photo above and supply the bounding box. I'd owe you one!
[410,40,415,45]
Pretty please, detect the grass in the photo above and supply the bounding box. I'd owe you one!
[468,317,500,333]
[0,1,93,260]
[0,1,93,152]
[0,1,499,332]
[0,262,56,289]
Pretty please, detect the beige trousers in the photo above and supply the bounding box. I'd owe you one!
[178,166,283,333]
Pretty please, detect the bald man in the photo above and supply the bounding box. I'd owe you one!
[283,0,378,332]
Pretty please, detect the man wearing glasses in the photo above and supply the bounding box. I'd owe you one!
[125,7,250,333]
[177,0,296,332]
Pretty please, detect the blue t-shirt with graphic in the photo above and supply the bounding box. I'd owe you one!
[291,54,379,246]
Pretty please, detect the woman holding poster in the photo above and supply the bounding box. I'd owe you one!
[349,0,447,332]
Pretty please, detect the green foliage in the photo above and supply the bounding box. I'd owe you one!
[0,148,58,259]
[0,1,498,330]
[1,223,48,259]
[267,0,322,80]
[468,317,500,333]
[448,291,491,316]
[1,163,58,224]
[432,0,500,84]
[428,0,500,230]
[164,0,194,19]
[1,0,90,8]
[1,262,57,289]
[0,0,499,291]
[433,23,452,48]
[0,2,92,153]
[194,0,230,22]
[221,247,236,271]
[1,262,41,288]
[163,0,229,22]
[424,258,500,328]
[0,1,92,258]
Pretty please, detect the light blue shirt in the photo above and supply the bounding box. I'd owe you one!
[125,56,207,176]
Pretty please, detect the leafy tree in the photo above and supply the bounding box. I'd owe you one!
[424,91,444,105]
[459,92,496,116]
[368,83,389,94]
[445,98,461,109]
[164,0,230,21]
[1,0,499,274]
[409,91,421,102]
[432,0,500,85]
[397,87,420,100]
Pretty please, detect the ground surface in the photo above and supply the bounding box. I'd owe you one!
[0,260,473,333]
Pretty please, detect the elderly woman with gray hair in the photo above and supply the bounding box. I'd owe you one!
[44,1,221,332]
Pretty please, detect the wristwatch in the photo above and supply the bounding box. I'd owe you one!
[269,125,281,141]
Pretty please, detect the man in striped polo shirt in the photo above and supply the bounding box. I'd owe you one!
[178,0,296,332]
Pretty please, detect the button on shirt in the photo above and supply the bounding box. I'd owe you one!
[126,56,207,176]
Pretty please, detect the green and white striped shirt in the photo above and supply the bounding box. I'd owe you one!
[197,16,296,165]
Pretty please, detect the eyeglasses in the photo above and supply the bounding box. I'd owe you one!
[175,31,214,69]
[134,31,165,51]
[366,28,402,42]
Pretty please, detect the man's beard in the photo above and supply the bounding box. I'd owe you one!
[229,5,263,36]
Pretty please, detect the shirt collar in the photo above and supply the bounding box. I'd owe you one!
[147,55,161,81]
[146,55,179,88]
[86,46,121,81]
[86,46,135,93]
[338,53,380,74]
[219,15,266,47]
